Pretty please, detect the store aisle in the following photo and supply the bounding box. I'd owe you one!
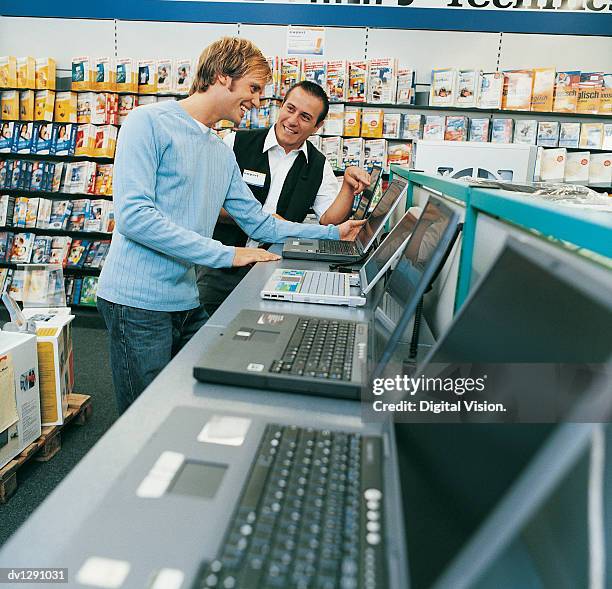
[0,320,118,547]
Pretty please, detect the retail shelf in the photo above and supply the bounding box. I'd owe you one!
[0,261,102,275]
[0,226,112,239]
[0,302,102,321]
[333,102,612,120]
[50,79,189,98]
[0,88,49,93]
[4,87,610,120]
[0,189,113,200]
[318,134,413,141]
[560,147,611,154]
[584,185,612,193]
[4,79,188,100]
[216,128,611,151]
[0,152,114,163]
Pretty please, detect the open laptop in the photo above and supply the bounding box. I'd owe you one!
[261,207,420,307]
[194,195,461,399]
[353,165,383,220]
[63,367,611,589]
[282,176,408,262]
[392,236,612,589]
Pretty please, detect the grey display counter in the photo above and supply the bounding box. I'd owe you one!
[0,247,422,582]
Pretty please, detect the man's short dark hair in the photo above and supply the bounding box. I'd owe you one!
[283,81,329,124]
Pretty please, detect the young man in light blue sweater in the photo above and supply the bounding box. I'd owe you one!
[97,37,364,413]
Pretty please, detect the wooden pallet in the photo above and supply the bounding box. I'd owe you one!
[0,393,92,504]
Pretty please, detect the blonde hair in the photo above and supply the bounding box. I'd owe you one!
[189,37,271,95]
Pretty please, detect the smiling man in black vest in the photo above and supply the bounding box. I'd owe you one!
[197,80,371,315]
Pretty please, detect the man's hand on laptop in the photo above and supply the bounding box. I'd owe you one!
[232,247,281,267]
[338,219,367,241]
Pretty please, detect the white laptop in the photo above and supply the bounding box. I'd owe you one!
[261,208,420,307]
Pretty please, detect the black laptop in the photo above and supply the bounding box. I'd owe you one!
[194,195,461,399]
[281,176,408,263]
[394,236,612,589]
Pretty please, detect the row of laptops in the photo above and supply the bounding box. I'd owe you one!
[192,223,612,588]
[185,186,611,589]
[63,225,611,589]
[270,170,419,309]
[194,180,461,398]
[263,211,418,307]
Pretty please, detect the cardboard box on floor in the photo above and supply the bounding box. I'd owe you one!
[21,308,74,426]
[0,332,41,470]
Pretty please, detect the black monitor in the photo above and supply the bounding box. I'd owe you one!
[413,237,612,422]
[422,237,612,365]
[394,237,612,588]
[370,195,462,380]
[429,385,610,589]
[353,165,383,220]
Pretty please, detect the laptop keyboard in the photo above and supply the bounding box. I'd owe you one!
[269,318,357,380]
[301,271,347,297]
[318,240,358,255]
[192,424,386,589]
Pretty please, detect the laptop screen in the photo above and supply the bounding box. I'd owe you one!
[355,177,408,252]
[353,166,382,221]
[394,238,612,589]
[408,369,612,589]
[369,196,460,374]
[361,208,420,289]
[423,236,612,365]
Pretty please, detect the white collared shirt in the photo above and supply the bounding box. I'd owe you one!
[194,120,210,134]
[223,126,339,221]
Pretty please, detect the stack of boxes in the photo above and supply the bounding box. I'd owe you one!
[0,332,41,469]
[0,299,75,475]
[22,308,75,426]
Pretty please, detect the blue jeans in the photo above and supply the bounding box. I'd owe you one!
[97,298,209,414]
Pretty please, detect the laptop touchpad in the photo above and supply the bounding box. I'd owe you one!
[252,330,279,342]
[233,328,280,342]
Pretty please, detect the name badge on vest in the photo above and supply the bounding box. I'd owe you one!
[242,169,266,188]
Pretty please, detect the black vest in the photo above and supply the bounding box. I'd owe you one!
[212,128,326,247]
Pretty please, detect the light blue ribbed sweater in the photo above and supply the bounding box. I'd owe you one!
[97,101,340,312]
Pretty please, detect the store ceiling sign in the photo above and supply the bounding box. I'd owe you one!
[443,0,611,10]
[6,0,612,36]
[287,26,325,56]
[166,0,610,10]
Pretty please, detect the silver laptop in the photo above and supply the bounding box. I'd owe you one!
[281,177,408,262]
[261,208,420,307]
